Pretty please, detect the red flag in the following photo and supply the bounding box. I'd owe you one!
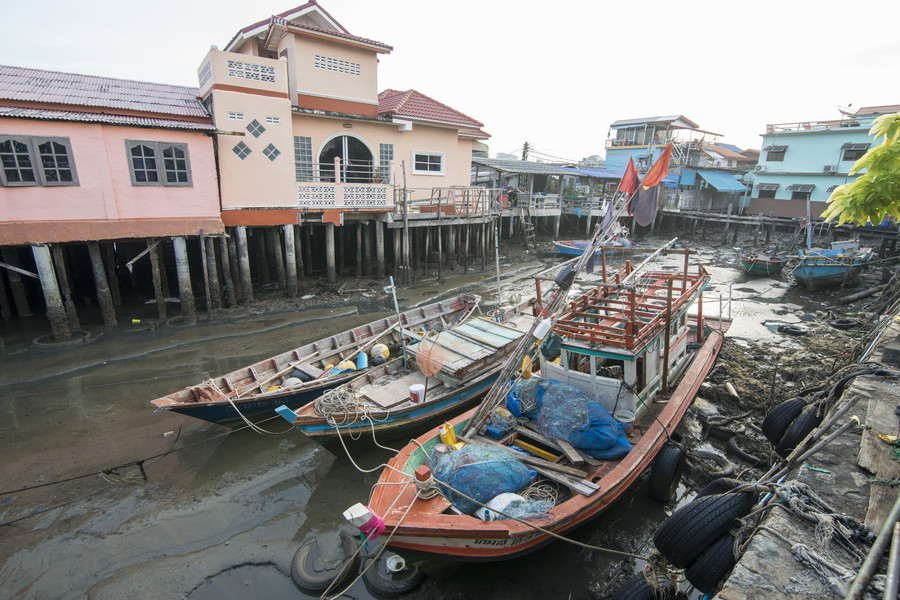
[618,156,638,195]
[640,143,673,190]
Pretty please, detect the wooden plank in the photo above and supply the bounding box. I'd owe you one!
[471,435,589,478]
[361,371,435,409]
[555,439,585,465]
[512,439,559,462]
[530,465,598,496]
[514,425,602,468]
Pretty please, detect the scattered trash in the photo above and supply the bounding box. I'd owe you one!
[301,294,315,300]
[163,431,174,437]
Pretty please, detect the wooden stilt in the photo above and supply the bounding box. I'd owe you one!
[219,236,237,307]
[448,225,455,271]
[101,242,121,306]
[293,224,304,278]
[303,224,313,276]
[355,222,363,278]
[284,224,298,295]
[392,227,401,276]
[51,244,79,329]
[270,227,287,290]
[235,226,253,303]
[464,224,470,274]
[225,230,241,303]
[362,221,372,277]
[337,226,345,275]
[32,244,71,341]
[0,266,12,319]
[437,224,443,280]
[325,222,336,282]
[204,235,222,310]
[375,220,385,278]
[423,227,430,275]
[3,248,33,317]
[149,238,167,321]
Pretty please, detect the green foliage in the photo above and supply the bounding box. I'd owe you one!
[821,113,900,225]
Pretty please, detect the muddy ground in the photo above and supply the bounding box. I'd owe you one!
[0,225,895,599]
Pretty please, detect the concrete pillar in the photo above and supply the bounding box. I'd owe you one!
[235,226,253,303]
[87,242,116,325]
[375,220,385,278]
[253,228,271,283]
[363,221,372,277]
[172,236,196,325]
[218,236,237,307]
[32,244,71,341]
[3,248,32,317]
[284,224,298,295]
[303,225,313,276]
[148,239,167,321]
[101,242,121,306]
[204,236,222,310]
[226,229,241,303]
[554,213,561,238]
[325,222,336,282]
[50,244,79,329]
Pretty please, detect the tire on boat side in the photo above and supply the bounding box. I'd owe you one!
[761,397,807,446]
[648,440,687,502]
[775,403,822,457]
[684,532,739,594]
[362,549,426,598]
[652,492,755,569]
[610,571,677,600]
[290,531,362,595]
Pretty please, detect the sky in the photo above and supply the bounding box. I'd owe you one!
[3,0,899,162]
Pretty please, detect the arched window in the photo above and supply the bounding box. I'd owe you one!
[318,135,373,183]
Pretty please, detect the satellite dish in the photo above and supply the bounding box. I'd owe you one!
[837,104,855,117]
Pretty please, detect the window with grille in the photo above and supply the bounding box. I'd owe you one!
[294,136,313,181]
[226,60,276,83]
[313,55,360,76]
[228,112,244,121]
[263,143,281,162]
[125,140,192,186]
[841,143,869,162]
[233,141,251,160]
[246,119,266,138]
[0,135,78,186]
[266,116,280,125]
[413,151,444,175]
[765,145,787,162]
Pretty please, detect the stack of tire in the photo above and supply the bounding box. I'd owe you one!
[651,480,756,595]
[761,397,823,457]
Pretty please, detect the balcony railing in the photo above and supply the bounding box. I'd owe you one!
[296,158,393,210]
[401,187,496,217]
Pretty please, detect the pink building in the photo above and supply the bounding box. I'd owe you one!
[0,66,224,336]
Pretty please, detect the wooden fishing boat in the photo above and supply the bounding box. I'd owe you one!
[553,238,632,257]
[792,243,873,291]
[276,303,537,452]
[149,294,480,427]
[740,246,787,276]
[365,251,730,562]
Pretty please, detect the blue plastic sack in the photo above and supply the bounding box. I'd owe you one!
[429,444,536,515]
[507,378,632,460]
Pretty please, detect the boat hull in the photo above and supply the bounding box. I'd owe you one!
[792,261,866,290]
[740,256,785,276]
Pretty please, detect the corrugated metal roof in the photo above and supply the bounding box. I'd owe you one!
[472,157,570,175]
[0,65,208,118]
[558,167,625,179]
[610,115,700,129]
[697,170,746,192]
[378,89,484,129]
[0,106,216,131]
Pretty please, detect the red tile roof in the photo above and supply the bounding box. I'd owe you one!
[0,65,208,119]
[855,104,900,116]
[378,89,486,136]
[276,17,392,52]
[0,106,216,131]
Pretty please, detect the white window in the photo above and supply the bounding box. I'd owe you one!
[413,151,444,175]
[266,116,280,125]
[125,140,192,186]
[228,112,244,121]
[0,135,78,187]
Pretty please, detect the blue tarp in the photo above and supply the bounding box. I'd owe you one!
[680,169,697,186]
[663,174,679,188]
[697,170,746,192]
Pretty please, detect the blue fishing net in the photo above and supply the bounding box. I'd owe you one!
[428,444,536,515]
[507,378,632,460]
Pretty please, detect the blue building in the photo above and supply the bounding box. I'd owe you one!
[749,104,899,218]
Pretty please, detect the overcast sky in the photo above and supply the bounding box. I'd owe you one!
[3,0,898,161]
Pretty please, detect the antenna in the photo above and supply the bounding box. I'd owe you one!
[837,103,855,117]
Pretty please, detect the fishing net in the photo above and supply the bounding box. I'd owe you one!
[428,443,536,515]
[506,378,632,460]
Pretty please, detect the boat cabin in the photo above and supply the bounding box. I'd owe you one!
[536,250,709,424]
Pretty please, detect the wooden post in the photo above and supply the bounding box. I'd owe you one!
[753,213,762,247]
[337,226,345,275]
[375,220,385,278]
[464,224,470,274]
[204,234,222,311]
[722,204,732,245]
[448,225,455,271]
[199,230,212,316]
[219,236,237,307]
[355,222,363,278]
[235,226,253,303]
[302,224,313,276]
[766,211,775,245]
[0,265,12,319]
[284,224,298,295]
[682,248,689,291]
[51,244,79,329]
[226,229,241,303]
[3,248,32,317]
[362,221,372,277]
[696,291,704,343]
[101,242,121,306]
[437,224,443,280]
[661,277,673,393]
[32,244,71,341]
[172,236,196,325]
[149,238,167,321]
[293,224,304,278]
[325,222,336,282]
[270,227,287,290]
[423,227,430,275]
[88,241,116,325]
[392,227,401,276]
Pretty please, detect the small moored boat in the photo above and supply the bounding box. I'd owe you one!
[740,246,787,276]
[792,241,873,291]
[553,238,632,258]
[149,294,480,427]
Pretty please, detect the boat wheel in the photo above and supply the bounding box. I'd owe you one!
[362,549,426,598]
[290,531,362,595]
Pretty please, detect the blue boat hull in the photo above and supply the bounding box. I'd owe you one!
[792,254,867,291]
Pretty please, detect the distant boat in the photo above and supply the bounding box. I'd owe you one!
[149,294,480,427]
[792,241,873,291]
[740,246,787,276]
[553,238,632,257]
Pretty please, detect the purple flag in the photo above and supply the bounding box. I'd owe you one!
[630,185,659,227]
[598,200,614,236]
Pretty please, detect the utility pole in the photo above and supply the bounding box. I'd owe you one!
[521,141,530,161]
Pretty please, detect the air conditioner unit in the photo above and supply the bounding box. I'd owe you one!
[823,165,836,173]
[754,165,766,172]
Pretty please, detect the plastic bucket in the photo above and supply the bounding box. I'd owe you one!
[409,384,425,404]
[613,409,635,427]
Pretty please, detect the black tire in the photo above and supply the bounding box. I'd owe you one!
[777,324,805,336]
[611,571,677,600]
[696,477,744,498]
[362,549,426,598]
[290,531,362,595]
[691,450,735,479]
[776,404,822,457]
[727,436,761,465]
[684,532,739,594]
[830,318,859,330]
[648,442,687,502]
[653,492,755,569]
[761,397,806,446]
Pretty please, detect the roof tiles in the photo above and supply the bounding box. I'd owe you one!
[0,65,208,119]
[0,106,216,131]
[378,89,484,130]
